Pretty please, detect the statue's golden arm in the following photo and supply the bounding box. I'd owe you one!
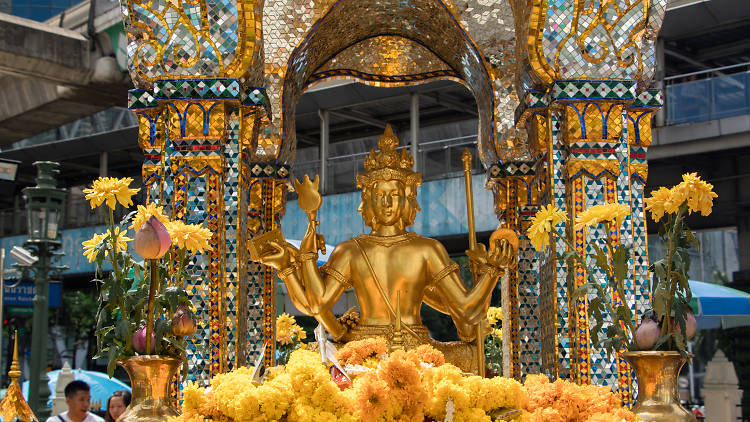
[434,271,496,325]
[423,289,476,341]
[297,258,348,338]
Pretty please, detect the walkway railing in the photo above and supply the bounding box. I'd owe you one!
[666,63,750,125]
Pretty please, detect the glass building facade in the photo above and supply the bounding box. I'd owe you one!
[7,0,84,22]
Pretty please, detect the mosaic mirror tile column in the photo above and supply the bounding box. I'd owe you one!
[511,0,667,404]
[117,0,275,386]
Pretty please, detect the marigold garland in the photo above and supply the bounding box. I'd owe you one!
[336,337,388,366]
[169,346,636,422]
[520,374,639,422]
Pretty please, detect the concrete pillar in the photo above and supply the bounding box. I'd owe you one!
[655,38,666,127]
[99,152,108,177]
[318,109,329,193]
[52,362,73,416]
[410,93,419,171]
[702,350,743,422]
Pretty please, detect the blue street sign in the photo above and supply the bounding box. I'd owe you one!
[3,281,62,307]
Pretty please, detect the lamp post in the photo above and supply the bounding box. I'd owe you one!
[23,162,66,420]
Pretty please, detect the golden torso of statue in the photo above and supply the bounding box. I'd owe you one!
[325,232,450,327]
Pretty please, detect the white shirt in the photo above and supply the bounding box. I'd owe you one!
[46,411,105,422]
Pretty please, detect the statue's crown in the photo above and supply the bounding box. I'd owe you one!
[356,125,422,189]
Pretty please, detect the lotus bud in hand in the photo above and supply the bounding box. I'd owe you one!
[635,318,660,350]
[133,326,156,354]
[171,306,197,337]
[134,216,171,259]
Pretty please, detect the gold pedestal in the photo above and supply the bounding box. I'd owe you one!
[117,356,181,422]
[623,351,697,422]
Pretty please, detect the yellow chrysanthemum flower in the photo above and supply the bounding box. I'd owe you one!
[644,186,673,222]
[674,172,718,217]
[573,203,630,231]
[131,203,170,231]
[276,313,306,345]
[527,205,568,251]
[165,221,212,253]
[81,227,131,263]
[82,177,140,210]
[487,306,503,326]
[645,173,718,222]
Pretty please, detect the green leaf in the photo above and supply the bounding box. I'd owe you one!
[107,344,121,377]
[612,246,629,286]
[591,243,610,275]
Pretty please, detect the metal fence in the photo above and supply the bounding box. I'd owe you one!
[290,135,481,195]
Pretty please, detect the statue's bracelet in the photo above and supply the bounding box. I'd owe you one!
[298,252,318,262]
[278,265,297,278]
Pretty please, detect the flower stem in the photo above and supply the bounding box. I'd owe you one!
[551,227,635,349]
[660,208,684,345]
[145,258,158,355]
[107,207,120,281]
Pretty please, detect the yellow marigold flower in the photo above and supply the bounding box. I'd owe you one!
[573,203,630,231]
[491,328,503,338]
[352,372,392,422]
[131,203,170,231]
[81,227,131,263]
[487,306,503,326]
[407,344,445,367]
[82,177,140,210]
[336,337,388,366]
[165,221,212,253]
[527,205,568,251]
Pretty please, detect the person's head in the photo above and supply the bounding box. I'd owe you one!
[357,125,421,231]
[64,380,92,418]
[105,390,131,422]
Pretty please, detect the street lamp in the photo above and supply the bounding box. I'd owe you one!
[23,162,66,420]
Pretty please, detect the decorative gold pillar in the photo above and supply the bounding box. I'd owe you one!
[510,0,667,403]
[116,0,272,383]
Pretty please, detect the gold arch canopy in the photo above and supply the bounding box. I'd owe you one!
[116,0,668,404]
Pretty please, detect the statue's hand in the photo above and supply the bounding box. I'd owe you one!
[465,243,490,266]
[489,239,517,269]
[258,241,296,271]
[300,221,317,254]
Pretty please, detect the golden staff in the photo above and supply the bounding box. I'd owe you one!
[461,148,485,376]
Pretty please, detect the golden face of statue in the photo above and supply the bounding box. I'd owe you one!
[360,179,419,231]
[369,180,405,227]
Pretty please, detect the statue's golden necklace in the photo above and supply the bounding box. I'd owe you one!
[358,232,417,246]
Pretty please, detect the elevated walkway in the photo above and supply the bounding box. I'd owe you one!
[0,0,129,144]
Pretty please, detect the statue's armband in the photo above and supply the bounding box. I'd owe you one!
[429,261,460,290]
[320,264,352,289]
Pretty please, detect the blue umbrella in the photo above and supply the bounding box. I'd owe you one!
[689,280,750,329]
[22,369,130,412]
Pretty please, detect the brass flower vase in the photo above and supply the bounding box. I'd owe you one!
[117,355,181,422]
[623,351,696,422]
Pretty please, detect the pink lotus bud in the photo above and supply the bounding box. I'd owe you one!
[672,312,698,340]
[132,326,155,354]
[635,319,661,350]
[171,307,197,337]
[134,216,171,259]
[686,312,697,340]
